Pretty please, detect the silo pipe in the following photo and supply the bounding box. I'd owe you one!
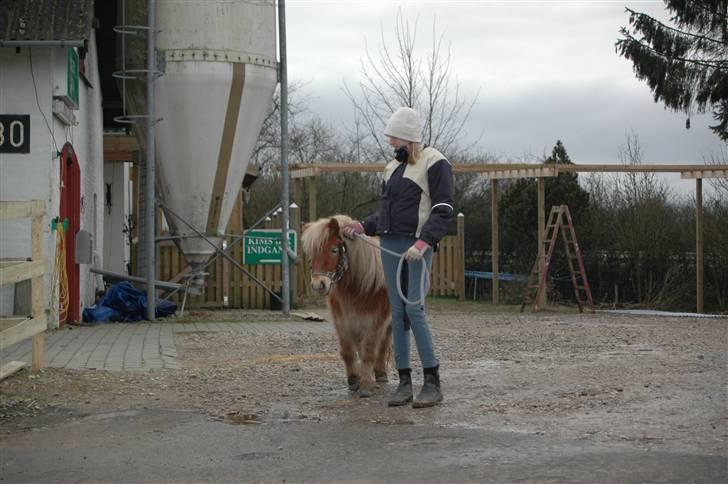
[278,0,291,315]
[145,0,157,321]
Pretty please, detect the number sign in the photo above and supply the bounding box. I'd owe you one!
[0,115,30,154]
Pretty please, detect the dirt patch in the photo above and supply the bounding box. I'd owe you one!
[1,302,726,456]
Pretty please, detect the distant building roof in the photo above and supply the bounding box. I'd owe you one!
[0,0,94,43]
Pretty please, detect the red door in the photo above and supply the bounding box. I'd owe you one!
[59,143,81,324]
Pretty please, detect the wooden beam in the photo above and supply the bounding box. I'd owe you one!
[696,179,704,313]
[103,135,139,152]
[491,179,499,305]
[0,200,45,220]
[0,315,47,350]
[480,167,557,179]
[289,162,728,178]
[104,151,137,162]
[681,169,728,179]
[0,259,46,286]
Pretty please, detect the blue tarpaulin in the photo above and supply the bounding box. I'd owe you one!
[82,282,177,323]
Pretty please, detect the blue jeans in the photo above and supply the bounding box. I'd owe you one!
[379,235,439,370]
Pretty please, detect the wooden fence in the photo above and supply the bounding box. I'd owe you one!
[0,200,46,379]
[158,215,465,309]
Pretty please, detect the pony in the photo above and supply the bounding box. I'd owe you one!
[300,215,391,397]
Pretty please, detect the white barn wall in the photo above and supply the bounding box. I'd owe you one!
[0,47,57,319]
[0,36,105,323]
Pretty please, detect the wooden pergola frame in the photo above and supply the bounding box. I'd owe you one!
[291,162,728,313]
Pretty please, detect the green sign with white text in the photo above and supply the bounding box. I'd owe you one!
[243,229,297,265]
[67,48,79,108]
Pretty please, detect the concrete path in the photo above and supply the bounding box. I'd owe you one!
[1,321,331,372]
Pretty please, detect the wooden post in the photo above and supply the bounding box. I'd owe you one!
[221,239,230,307]
[537,177,546,309]
[308,176,317,222]
[290,203,300,308]
[696,178,704,313]
[491,179,500,305]
[293,178,303,210]
[457,213,465,301]
[31,214,44,370]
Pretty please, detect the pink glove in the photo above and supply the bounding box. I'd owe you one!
[404,239,430,261]
[341,222,364,240]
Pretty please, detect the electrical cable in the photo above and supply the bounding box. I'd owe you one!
[28,49,59,154]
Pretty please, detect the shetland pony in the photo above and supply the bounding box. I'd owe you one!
[301,215,391,397]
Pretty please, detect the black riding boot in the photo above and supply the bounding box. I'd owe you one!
[387,369,413,407]
[412,366,443,408]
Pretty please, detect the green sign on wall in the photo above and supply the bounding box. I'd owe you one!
[66,48,79,108]
[243,229,297,265]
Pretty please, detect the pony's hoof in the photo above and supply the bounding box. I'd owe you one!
[375,373,389,383]
[347,375,360,391]
[358,387,372,398]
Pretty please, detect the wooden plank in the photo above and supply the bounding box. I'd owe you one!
[0,361,26,381]
[0,200,45,220]
[0,314,46,350]
[0,259,46,286]
[0,317,26,331]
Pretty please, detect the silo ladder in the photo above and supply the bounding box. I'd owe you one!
[521,204,594,313]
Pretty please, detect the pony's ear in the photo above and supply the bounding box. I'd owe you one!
[327,217,340,237]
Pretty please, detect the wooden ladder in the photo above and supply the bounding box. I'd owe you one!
[521,205,594,313]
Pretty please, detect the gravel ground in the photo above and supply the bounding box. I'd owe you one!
[1,301,726,457]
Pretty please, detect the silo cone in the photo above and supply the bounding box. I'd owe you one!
[119,0,277,289]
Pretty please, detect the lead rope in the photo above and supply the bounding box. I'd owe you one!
[353,233,430,306]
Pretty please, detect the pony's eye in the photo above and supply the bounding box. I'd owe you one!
[331,247,338,254]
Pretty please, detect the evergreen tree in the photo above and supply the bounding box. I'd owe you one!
[500,141,590,275]
[616,1,728,141]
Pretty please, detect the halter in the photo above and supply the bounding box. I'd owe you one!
[312,242,349,284]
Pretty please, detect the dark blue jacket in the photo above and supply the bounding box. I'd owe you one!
[362,147,454,247]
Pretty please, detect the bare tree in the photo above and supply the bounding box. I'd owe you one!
[703,146,728,195]
[343,9,479,161]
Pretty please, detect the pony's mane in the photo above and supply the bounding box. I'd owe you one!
[301,214,385,292]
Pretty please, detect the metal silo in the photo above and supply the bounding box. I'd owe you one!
[119,0,277,285]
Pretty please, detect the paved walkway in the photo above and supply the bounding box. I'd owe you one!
[1,321,332,372]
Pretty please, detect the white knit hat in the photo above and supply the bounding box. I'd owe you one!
[384,107,422,143]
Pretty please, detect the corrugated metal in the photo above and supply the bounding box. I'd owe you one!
[0,0,94,42]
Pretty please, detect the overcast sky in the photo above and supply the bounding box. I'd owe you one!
[284,0,725,177]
